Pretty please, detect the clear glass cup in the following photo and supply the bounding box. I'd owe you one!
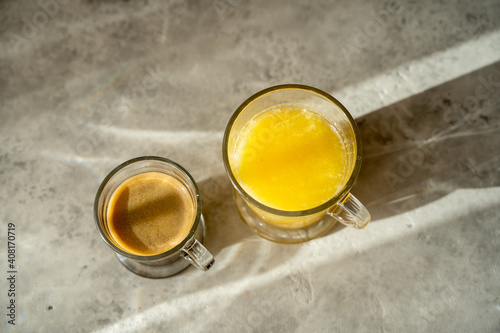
[222,84,370,243]
[94,156,214,278]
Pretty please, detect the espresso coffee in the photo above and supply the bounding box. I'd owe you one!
[107,172,195,256]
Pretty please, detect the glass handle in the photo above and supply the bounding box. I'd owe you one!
[181,239,215,271]
[328,193,370,229]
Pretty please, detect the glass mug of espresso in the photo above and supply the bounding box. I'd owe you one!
[222,84,370,243]
[94,156,214,278]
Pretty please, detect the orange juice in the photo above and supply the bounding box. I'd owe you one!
[233,106,347,212]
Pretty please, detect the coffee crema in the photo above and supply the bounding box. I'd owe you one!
[107,172,195,256]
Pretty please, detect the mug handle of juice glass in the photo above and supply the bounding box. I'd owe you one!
[181,238,215,271]
[327,193,371,229]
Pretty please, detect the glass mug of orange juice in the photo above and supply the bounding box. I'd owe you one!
[223,85,370,243]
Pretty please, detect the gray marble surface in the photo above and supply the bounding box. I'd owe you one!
[1,0,500,332]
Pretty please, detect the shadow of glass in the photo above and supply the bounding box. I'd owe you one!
[352,61,500,221]
[196,174,304,278]
[197,174,254,257]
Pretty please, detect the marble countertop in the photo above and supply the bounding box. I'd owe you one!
[1,0,500,332]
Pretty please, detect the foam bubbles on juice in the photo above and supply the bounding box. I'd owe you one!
[233,106,348,211]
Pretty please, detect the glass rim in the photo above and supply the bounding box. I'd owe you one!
[93,156,202,261]
[222,84,363,217]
